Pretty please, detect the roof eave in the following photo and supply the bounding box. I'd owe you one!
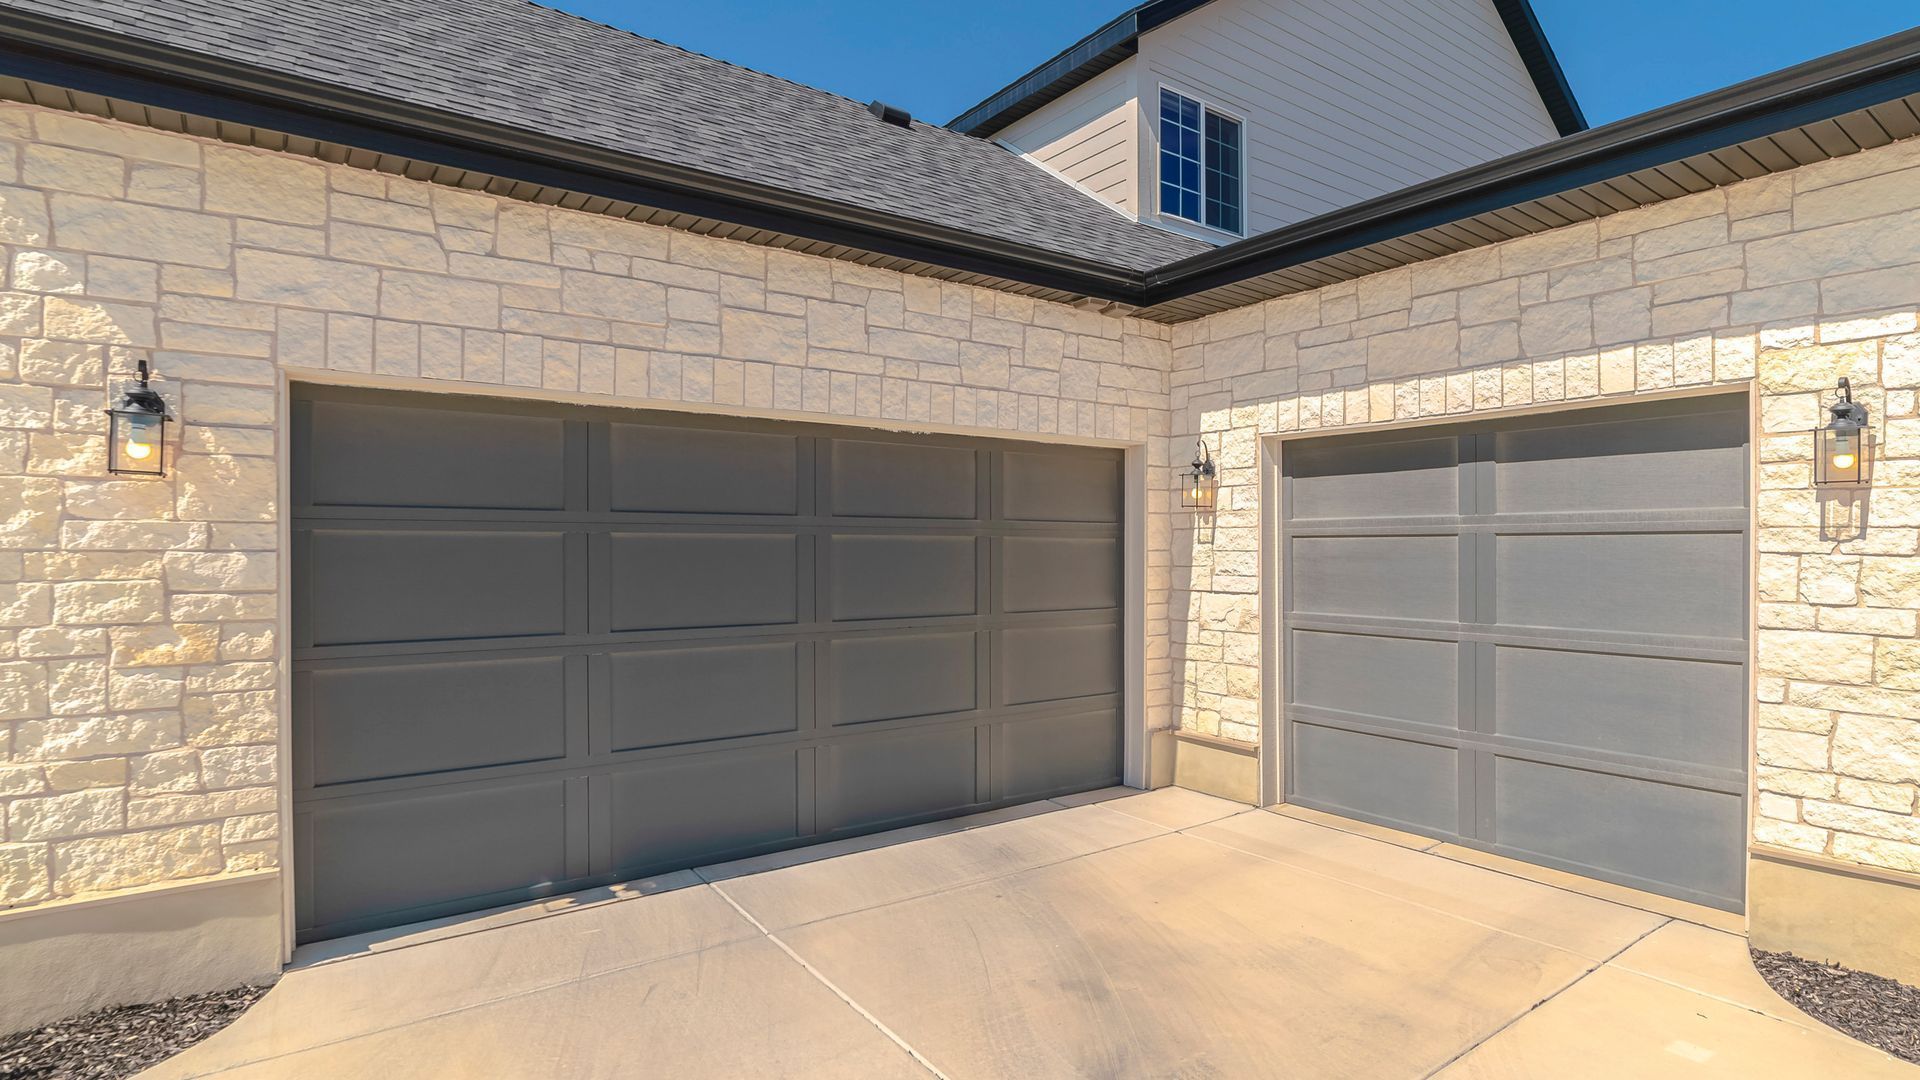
[0,7,1149,302]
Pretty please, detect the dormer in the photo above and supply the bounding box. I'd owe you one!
[954,0,1584,244]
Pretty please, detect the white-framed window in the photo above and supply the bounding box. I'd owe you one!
[1157,87,1243,235]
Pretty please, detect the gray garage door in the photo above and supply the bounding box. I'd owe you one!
[1281,394,1748,911]
[291,386,1124,942]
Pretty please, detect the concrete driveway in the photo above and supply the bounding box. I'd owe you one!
[148,788,1912,1078]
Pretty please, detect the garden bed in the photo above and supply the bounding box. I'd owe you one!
[0,986,267,1080]
[1752,949,1920,1065]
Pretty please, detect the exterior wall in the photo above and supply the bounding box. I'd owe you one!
[0,101,1177,939]
[1135,0,1561,236]
[1166,134,1920,882]
[997,61,1140,218]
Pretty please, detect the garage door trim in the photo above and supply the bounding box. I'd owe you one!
[1267,390,1752,912]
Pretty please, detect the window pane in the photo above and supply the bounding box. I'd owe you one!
[1158,89,1203,224]
[1204,110,1242,234]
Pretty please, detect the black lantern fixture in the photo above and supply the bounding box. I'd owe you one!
[1814,378,1871,488]
[1179,437,1217,510]
[105,360,170,477]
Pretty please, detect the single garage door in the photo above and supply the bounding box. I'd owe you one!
[1280,394,1748,911]
[292,386,1124,942]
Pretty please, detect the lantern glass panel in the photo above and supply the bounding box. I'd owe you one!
[1814,422,1869,487]
[109,408,167,476]
[1180,465,1216,509]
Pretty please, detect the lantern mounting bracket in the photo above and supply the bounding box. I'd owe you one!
[118,359,166,416]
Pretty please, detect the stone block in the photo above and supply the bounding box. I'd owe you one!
[50,824,223,896]
[0,184,51,245]
[202,145,327,224]
[51,194,229,269]
[236,249,377,314]
[9,788,123,842]
[1830,715,1920,788]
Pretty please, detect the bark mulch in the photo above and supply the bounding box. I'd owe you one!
[1752,948,1920,1065]
[0,985,269,1080]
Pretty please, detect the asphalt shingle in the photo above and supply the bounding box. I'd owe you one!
[6,0,1211,271]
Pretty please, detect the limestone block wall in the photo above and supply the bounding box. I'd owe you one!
[1167,134,1920,878]
[0,101,1177,913]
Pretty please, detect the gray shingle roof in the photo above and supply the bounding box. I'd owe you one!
[5,0,1210,271]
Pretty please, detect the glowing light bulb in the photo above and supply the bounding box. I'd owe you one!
[124,438,154,460]
[1830,451,1856,471]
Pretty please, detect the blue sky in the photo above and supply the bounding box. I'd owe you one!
[554,1,1917,128]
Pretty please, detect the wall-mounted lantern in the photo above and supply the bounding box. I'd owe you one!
[106,360,170,477]
[1813,378,1871,488]
[1180,437,1217,510]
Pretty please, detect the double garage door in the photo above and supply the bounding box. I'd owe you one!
[292,386,1124,942]
[1281,394,1750,911]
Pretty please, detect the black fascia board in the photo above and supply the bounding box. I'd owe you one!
[0,8,1146,303]
[948,0,1215,136]
[951,0,1579,139]
[947,10,1144,137]
[5,9,1920,316]
[1491,0,1588,136]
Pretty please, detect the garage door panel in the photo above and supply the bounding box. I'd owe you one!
[1291,723,1458,835]
[829,440,977,519]
[1291,535,1458,622]
[607,752,800,875]
[299,656,569,786]
[1000,537,1120,613]
[821,725,980,832]
[1493,532,1745,639]
[998,709,1123,800]
[1001,624,1122,705]
[1284,395,1748,913]
[1491,758,1744,906]
[1002,452,1122,523]
[609,425,798,515]
[1292,630,1458,729]
[302,400,568,511]
[1285,435,1459,520]
[609,533,799,631]
[829,535,977,621]
[305,529,569,645]
[303,779,570,934]
[1495,405,1748,514]
[608,643,799,751]
[294,387,1123,942]
[1493,647,1745,770]
[830,631,977,726]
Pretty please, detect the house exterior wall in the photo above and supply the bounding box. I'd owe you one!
[997,61,1140,218]
[2,84,1920,1020]
[1167,134,1920,888]
[1134,0,1561,236]
[0,101,1179,961]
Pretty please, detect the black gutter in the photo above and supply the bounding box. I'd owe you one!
[0,9,1146,303]
[1491,0,1587,136]
[1140,23,1920,305]
[4,8,1918,313]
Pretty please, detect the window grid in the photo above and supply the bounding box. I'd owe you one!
[1204,110,1242,234]
[1158,88,1242,235]
[1158,90,1203,224]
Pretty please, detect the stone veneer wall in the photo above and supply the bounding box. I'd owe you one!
[1168,134,1920,878]
[0,101,1178,913]
[1,91,1917,913]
